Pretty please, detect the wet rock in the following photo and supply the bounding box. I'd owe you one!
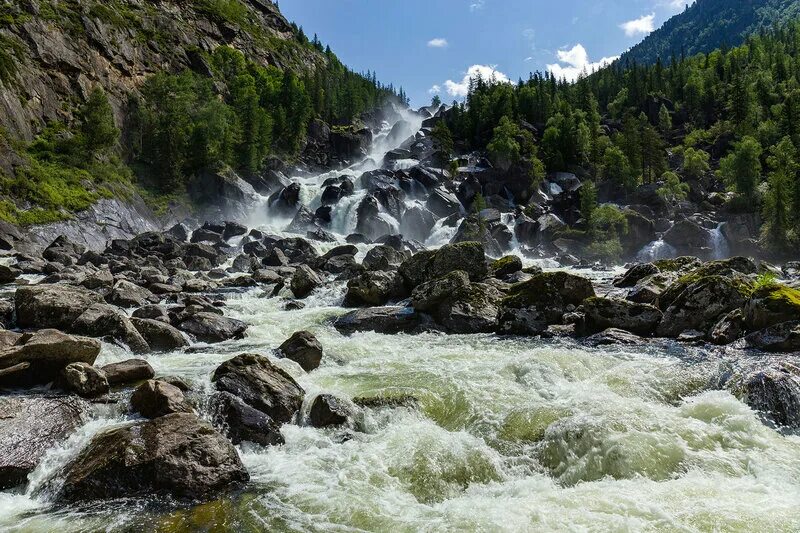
[344,270,406,307]
[426,186,462,218]
[614,263,660,288]
[498,272,595,335]
[132,305,170,321]
[0,330,101,388]
[0,265,20,284]
[490,255,523,278]
[657,276,750,337]
[55,413,249,502]
[399,242,487,290]
[222,221,247,240]
[744,285,800,331]
[209,392,284,446]
[131,379,192,419]
[107,280,155,308]
[585,328,644,346]
[290,265,322,299]
[212,353,304,424]
[278,331,323,372]
[626,272,678,305]
[131,317,188,352]
[334,306,422,335]
[400,205,437,242]
[710,309,745,345]
[71,303,150,354]
[178,312,248,343]
[63,362,109,397]
[101,359,155,385]
[744,321,800,352]
[363,245,406,271]
[582,297,663,337]
[15,284,104,330]
[433,282,503,334]
[411,270,471,312]
[730,365,800,428]
[166,223,190,242]
[308,394,354,428]
[80,268,114,290]
[355,196,394,241]
[0,396,86,489]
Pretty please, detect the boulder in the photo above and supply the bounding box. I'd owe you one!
[209,392,284,446]
[400,206,436,242]
[710,309,746,345]
[626,272,679,305]
[71,304,150,354]
[663,219,710,256]
[426,187,462,218]
[498,272,595,335]
[362,245,406,271]
[55,413,249,502]
[290,265,322,299]
[744,321,800,352]
[308,394,355,428]
[81,269,114,290]
[101,359,155,385]
[729,366,800,428]
[0,396,86,489]
[212,353,304,424]
[432,282,503,334]
[582,297,663,337]
[333,306,422,335]
[656,276,750,337]
[15,284,103,330]
[744,285,800,331]
[63,363,109,397]
[278,331,323,372]
[178,313,248,343]
[0,265,20,284]
[490,255,523,278]
[131,317,188,352]
[411,271,470,312]
[614,263,660,288]
[344,270,407,307]
[106,280,155,308]
[585,328,644,346]
[399,242,487,290]
[131,379,193,419]
[0,330,101,387]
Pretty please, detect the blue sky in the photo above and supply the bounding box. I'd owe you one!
[279,0,694,107]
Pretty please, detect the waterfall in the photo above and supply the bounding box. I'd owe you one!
[636,238,677,262]
[708,222,730,260]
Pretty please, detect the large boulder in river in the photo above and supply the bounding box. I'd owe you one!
[362,245,406,271]
[55,413,249,502]
[663,219,711,256]
[107,280,155,308]
[582,297,663,337]
[744,321,800,352]
[131,379,193,419]
[278,331,323,372]
[743,284,800,331]
[308,394,355,428]
[131,317,188,352]
[0,395,86,489]
[432,282,503,334]
[399,242,487,289]
[656,276,751,338]
[498,272,595,335]
[63,363,109,397]
[15,284,104,330]
[411,270,471,312]
[729,365,800,428]
[101,359,155,385]
[0,330,101,387]
[334,306,423,335]
[71,304,150,354]
[212,353,304,425]
[344,270,407,307]
[290,265,322,299]
[178,312,247,343]
[209,392,284,446]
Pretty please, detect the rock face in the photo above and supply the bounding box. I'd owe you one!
[0,396,86,489]
[0,330,101,387]
[730,366,800,428]
[212,354,304,425]
[15,284,103,330]
[278,331,323,372]
[210,392,285,446]
[498,272,595,335]
[55,413,249,502]
[582,297,663,336]
[130,380,193,419]
[657,276,750,337]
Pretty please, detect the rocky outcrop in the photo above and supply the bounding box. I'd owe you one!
[582,297,663,337]
[656,276,750,337]
[278,331,323,372]
[130,380,193,419]
[55,413,249,502]
[0,330,101,387]
[729,365,800,428]
[15,284,103,330]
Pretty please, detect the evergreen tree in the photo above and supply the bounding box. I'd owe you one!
[762,136,796,249]
[80,88,119,154]
[718,136,763,197]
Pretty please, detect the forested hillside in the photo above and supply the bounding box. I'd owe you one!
[620,0,800,65]
[0,0,402,225]
[438,20,800,258]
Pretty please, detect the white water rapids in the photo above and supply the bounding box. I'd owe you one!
[1,107,799,531]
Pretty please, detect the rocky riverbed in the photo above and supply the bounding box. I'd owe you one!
[0,221,799,531]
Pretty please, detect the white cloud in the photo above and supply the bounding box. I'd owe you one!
[443,64,510,98]
[546,44,618,82]
[427,38,448,48]
[620,13,655,37]
[470,0,485,11]
[664,0,694,10]
[428,85,441,95]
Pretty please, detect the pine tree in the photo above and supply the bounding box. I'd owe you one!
[80,88,119,154]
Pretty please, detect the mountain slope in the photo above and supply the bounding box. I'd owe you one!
[620,0,800,65]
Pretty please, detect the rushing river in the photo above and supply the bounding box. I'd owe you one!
[2,279,800,531]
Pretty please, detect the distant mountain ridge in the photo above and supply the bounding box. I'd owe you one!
[620,0,800,65]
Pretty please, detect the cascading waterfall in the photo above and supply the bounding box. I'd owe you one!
[708,222,730,260]
[636,238,677,262]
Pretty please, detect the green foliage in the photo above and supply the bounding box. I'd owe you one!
[658,104,672,133]
[602,145,638,191]
[487,116,520,171]
[80,88,119,153]
[718,136,763,197]
[762,136,797,249]
[586,204,629,262]
[753,271,779,291]
[682,147,710,179]
[657,171,690,203]
[579,181,597,221]
[432,121,455,164]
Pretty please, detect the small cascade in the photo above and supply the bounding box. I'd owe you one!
[636,238,677,262]
[708,222,730,260]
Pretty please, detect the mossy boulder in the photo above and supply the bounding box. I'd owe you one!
[744,284,800,331]
[432,282,503,334]
[656,257,757,311]
[490,255,523,278]
[626,271,679,304]
[656,275,752,338]
[652,256,701,273]
[582,297,663,336]
[411,270,470,312]
[399,242,487,289]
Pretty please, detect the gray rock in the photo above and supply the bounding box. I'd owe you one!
[344,270,407,307]
[131,317,188,352]
[107,280,155,308]
[71,303,150,354]
[308,394,355,428]
[583,297,663,337]
[178,312,247,343]
[15,284,104,330]
[729,366,800,428]
[131,379,193,419]
[362,245,406,271]
[290,265,322,299]
[710,309,745,345]
[657,276,749,338]
[278,331,323,372]
[63,362,109,397]
[0,330,101,387]
[55,413,248,502]
[333,306,422,335]
[745,321,800,353]
[101,359,155,385]
[209,391,284,446]
[411,270,470,312]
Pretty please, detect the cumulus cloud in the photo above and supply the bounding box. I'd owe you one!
[443,64,510,98]
[428,85,441,95]
[664,0,694,10]
[620,13,656,37]
[546,44,618,82]
[470,0,485,11]
[427,38,448,48]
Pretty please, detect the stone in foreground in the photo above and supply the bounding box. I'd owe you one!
[278,331,323,372]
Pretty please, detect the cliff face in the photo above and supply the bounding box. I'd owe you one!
[0,0,320,141]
